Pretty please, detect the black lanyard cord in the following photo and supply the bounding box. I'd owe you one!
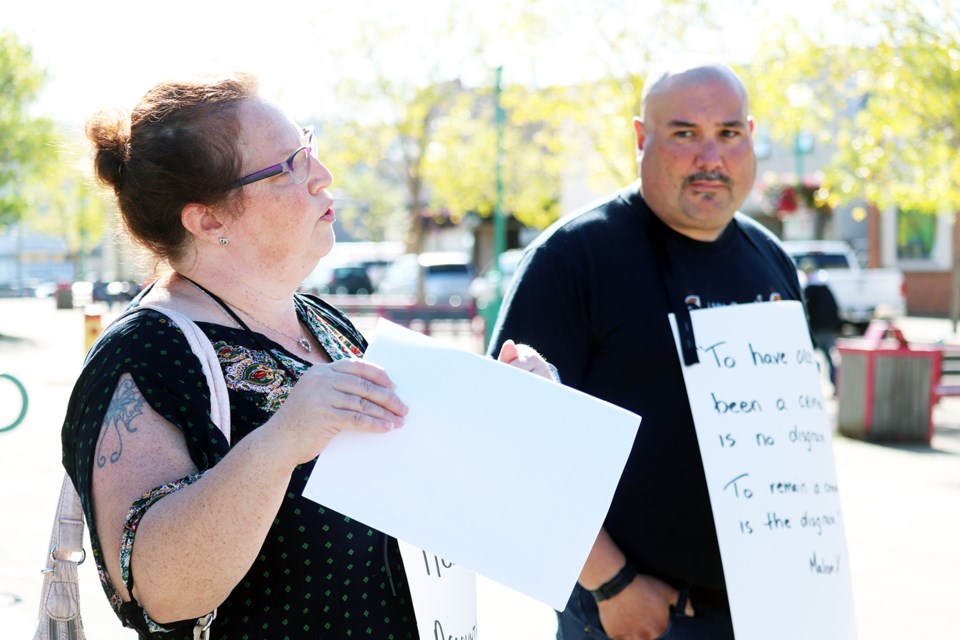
[177,274,302,381]
[646,214,700,366]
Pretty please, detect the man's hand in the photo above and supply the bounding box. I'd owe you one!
[496,339,557,381]
[597,573,694,640]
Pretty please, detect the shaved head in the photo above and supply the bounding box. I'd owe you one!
[633,57,757,241]
[641,58,749,121]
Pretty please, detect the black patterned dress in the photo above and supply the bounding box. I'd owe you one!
[61,294,419,639]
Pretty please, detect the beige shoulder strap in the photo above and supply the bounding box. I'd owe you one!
[36,305,229,639]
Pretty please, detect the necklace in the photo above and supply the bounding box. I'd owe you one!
[182,276,312,353]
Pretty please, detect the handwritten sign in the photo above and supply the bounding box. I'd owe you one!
[399,542,477,640]
[670,301,857,640]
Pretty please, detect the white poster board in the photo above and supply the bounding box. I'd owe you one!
[670,301,857,639]
[303,320,641,610]
[398,542,477,640]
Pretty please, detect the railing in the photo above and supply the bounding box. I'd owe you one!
[322,294,480,337]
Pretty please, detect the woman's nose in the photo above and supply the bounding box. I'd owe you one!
[309,158,333,192]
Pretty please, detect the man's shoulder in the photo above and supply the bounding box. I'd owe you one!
[734,212,792,255]
[734,211,780,241]
[532,184,645,249]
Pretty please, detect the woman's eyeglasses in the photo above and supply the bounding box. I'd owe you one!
[231,126,317,189]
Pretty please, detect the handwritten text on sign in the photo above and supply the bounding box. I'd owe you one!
[398,541,477,640]
[670,301,857,640]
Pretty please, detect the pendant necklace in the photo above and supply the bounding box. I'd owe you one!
[181,275,312,353]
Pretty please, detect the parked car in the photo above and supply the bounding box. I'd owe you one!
[324,264,374,295]
[781,240,907,331]
[468,248,525,310]
[301,261,375,296]
[377,252,474,306]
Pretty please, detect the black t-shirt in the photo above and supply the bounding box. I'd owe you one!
[62,293,418,639]
[489,185,802,594]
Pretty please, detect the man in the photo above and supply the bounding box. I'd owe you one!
[489,58,803,639]
[799,258,843,391]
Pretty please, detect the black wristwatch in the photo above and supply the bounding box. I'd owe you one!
[589,563,638,602]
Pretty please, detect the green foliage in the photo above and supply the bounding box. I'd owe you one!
[749,0,960,215]
[24,138,109,272]
[0,31,59,229]
[425,84,564,230]
[316,0,760,243]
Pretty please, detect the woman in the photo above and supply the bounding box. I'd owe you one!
[64,72,550,638]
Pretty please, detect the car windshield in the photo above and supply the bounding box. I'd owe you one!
[791,253,850,269]
[426,264,469,275]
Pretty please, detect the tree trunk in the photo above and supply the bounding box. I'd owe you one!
[407,178,427,305]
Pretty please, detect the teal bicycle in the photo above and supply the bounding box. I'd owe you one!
[0,372,28,433]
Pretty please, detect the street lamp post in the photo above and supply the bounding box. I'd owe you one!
[480,65,507,348]
[794,130,815,189]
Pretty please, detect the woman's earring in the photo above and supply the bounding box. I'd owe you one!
[218,237,229,246]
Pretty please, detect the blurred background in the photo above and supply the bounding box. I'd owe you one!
[3,2,960,637]
[2,0,959,342]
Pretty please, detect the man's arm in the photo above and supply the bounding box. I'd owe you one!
[581,529,691,640]
[488,245,590,384]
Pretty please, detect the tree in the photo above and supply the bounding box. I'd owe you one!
[24,138,110,280]
[316,0,590,250]
[0,31,59,230]
[748,0,960,320]
[424,81,566,231]
[513,0,755,192]
[316,3,483,255]
[317,0,763,258]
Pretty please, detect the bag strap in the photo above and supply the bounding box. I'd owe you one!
[37,304,229,640]
[33,474,87,640]
[136,304,231,444]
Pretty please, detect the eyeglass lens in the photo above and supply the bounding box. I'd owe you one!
[290,129,317,184]
[290,148,311,184]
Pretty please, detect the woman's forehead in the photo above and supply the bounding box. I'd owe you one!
[236,100,299,156]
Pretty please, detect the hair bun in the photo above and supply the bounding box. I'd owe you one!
[85,109,131,189]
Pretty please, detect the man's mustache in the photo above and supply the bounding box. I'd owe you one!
[685,171,732,186]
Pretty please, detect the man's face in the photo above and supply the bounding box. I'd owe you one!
[636,69,756,241]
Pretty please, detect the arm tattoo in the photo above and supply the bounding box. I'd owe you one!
[96,378,146,468]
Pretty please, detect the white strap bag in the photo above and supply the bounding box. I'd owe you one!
[35,305,230,640]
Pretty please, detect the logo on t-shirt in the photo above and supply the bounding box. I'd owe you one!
[685,291,784,310]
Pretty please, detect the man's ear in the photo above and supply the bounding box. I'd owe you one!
[181,203,226,245]
[633,116,646,152]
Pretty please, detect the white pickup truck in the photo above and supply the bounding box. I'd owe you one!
[781,240,907,330]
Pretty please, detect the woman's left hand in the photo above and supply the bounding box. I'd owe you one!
[496,339,557,381]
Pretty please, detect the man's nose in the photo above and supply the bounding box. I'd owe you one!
[694,138,723,170]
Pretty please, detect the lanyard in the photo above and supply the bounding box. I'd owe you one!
[645,211,700,366]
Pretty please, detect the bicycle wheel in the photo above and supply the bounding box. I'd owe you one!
[0,373,28,433]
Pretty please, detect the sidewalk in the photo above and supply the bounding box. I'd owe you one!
[1,299,957,638]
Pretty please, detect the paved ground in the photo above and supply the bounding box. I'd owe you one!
[1,298,957,638]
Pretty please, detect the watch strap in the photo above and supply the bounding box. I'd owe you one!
[590,563,638,602]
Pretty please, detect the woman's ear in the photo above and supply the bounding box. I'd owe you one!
[181,203,226,246]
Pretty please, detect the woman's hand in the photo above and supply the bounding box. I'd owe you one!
[496,339,558,382]
[269,359,408,466]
